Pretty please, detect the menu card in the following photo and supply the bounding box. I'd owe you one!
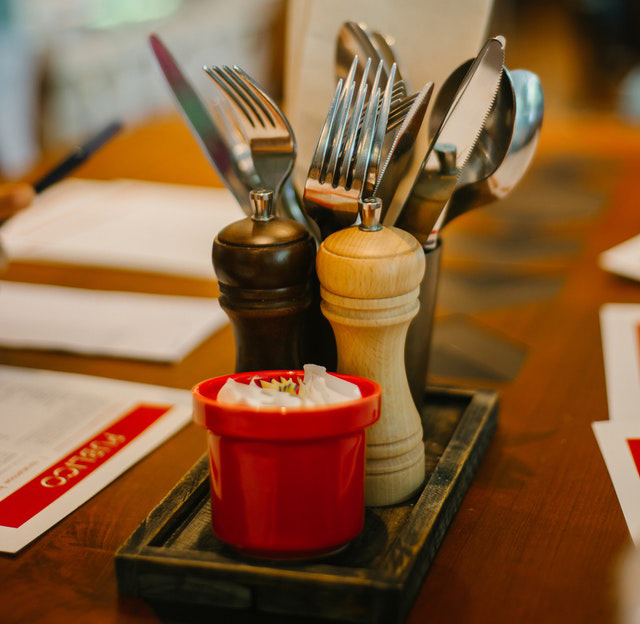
[593,304,640,544]
[0,281,227,362]
[0,178,244,279]
[599,234,640,282]
[0,365,193,553]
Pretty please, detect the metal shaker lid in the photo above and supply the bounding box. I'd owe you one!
[216,189,310,248]
[213,189,316,290]
[317,198,425,299]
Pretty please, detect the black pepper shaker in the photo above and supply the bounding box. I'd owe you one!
[212,189,316,372]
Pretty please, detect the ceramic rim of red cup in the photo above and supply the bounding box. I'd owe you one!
[192,370,381,440]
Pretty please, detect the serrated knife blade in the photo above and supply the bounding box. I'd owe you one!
[149,33,254,214]
[385,37,505,245]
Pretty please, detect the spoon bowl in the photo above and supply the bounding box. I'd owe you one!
[483,68,544,199]
[443,68,544,226]
[427,59,515,217]
[336,22,406,102]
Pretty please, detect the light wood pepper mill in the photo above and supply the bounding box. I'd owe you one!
[316,197,426,505]
[212,189,316,373]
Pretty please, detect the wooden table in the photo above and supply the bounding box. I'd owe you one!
[0,112,638,623]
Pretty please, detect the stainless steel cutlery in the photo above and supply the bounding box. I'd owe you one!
[302,57,396,239]
[149,34,256,216]
[150,26,543,402]
[390,36,505,245]
[151,29,541,245]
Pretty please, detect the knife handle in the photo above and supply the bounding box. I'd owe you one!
[393,169,457,245]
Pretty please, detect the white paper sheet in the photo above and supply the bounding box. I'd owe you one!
[592,420,640,545]
[594,304,640,544]
[0,365,193,553]
[0,178,245,279]
[599,234,640,282]
[600,304,640,421]
[0,281,227,362]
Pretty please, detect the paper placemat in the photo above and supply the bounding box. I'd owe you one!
[593,304,640,545]
[0,178,244,279]
[0,281,227,362]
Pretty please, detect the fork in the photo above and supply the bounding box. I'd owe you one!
[304,57,396,240]
[203,64,318,239]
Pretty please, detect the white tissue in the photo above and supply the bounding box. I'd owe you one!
[299,364,362,404]
[217,365,362,407]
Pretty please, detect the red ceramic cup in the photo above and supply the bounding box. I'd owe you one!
[192,370,381,559]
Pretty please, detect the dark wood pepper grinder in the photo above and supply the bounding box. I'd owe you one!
[212,189,316,373]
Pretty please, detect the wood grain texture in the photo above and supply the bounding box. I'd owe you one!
[212,210,317,372]
[0,113,638,624]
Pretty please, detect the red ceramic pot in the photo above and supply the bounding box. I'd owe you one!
[192,370,381,559]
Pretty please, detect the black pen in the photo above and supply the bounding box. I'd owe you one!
[32,120,124,194]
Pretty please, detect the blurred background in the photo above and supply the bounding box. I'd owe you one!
[0,0,639,177]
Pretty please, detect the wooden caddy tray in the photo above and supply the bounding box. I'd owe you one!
[116,385,498,624]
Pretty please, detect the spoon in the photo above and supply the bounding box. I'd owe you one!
[370,30,408,95]
[336,22,406,102]
[442,68,544,226]
[427,58,515,207]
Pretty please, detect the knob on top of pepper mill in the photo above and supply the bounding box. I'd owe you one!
[317,197,426,505]
[214,189,315,290]
[213,189,316,372]
[318,197,425,300]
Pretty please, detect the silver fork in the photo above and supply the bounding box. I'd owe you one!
[203,64,318,238]
[304,57,395,240]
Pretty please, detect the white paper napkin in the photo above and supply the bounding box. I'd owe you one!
[599,234,640,282]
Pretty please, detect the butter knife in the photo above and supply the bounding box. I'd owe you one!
[149,33,254,215]
[374,80,433,214]
[386,36,505,245]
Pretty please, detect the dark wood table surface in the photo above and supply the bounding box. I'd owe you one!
[1,112,639,623]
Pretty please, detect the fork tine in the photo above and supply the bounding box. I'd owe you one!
[204,65,264,128]
[327,57,370,186]
[364,63,396,195]
[350,85,380,192]
[230,65,280,127]
[387,92,418,131]
[347,61,386,190]
[368,60,384,103]
[307,80,343,180]
[219,66,270,127]
[324,80,356,185]
[323,56,359,181]
[338,61,371,185]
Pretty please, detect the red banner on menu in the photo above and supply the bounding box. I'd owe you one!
[628,438,640,478]
[0,404,171,528]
